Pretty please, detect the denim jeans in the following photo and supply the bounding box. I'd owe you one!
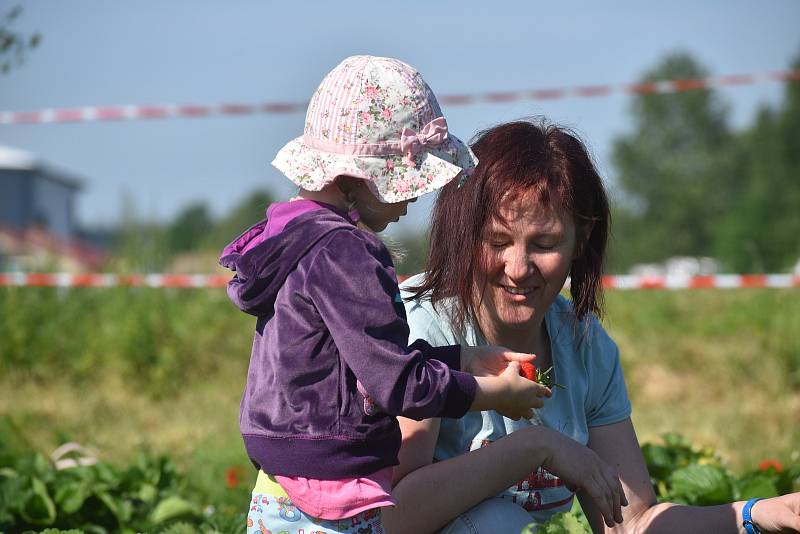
[438,497,534,534]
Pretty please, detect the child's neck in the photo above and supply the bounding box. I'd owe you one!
[296,186,348,211]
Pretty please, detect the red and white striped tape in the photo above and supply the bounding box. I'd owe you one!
[0,272,230,288]
[0,272,798,289]
[599,274,800,290]
[3,70,798,126]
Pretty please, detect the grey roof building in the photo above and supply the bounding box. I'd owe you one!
[0,144,82,238]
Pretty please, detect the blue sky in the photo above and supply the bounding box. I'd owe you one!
[1,0,798,235]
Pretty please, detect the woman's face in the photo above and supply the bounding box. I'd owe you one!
[477,194,577,334]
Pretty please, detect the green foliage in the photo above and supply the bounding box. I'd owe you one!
[0,417,245,533]
[714,53,800,272]
[167,203,214,254]
[204,189,274,251]
[111,194,170,272]
[4,420,798,534]
[528,512,588,533]
[609,52,740,271]
[527,500,590,533]
[390,230,429,277]
[98,189,274,272]
[0,286,252,396]
[643,433,800,504]
[0,5,42,75]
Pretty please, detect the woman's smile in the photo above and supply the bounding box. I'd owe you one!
[500,284,537,300]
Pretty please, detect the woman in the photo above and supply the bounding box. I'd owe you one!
[381,120,800,533]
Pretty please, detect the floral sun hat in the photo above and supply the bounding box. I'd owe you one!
[272,55,478,203]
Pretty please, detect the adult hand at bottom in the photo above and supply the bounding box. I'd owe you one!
[750,493,800,533]
[538,428,628,529]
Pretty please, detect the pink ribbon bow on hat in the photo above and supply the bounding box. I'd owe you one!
[399,117,449,167]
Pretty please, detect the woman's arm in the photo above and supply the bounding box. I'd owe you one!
[581,418,800,534]
[384,416,628,534]
[383,416,552,534]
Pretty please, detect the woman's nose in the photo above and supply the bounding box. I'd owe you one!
[504,246,533,280]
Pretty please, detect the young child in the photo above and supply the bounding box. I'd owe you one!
[220,55,551,534]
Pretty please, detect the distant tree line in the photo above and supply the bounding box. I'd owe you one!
[608,50,800,273]
[109,190,275,273]
[108,188,430,275]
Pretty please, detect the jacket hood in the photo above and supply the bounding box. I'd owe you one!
[219,207,356,317]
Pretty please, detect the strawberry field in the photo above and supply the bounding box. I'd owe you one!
[1,286,798,533]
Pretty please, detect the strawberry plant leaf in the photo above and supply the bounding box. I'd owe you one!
[150,496,198,525]
[20,476,57,525]
[736,475,779,500]
[54,479,91,514]
[669,464,733,505]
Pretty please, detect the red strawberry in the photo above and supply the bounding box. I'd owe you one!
[519,362,537,381]
[518,361,565,389]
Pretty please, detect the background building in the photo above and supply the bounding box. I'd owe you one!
[0,145,104,271]
[0,144,82,238]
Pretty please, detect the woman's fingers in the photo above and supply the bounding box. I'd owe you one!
[602,474,625,526]
[611,475,624,523]
[587,470,626,527]
[586,477,615,527]
[600,466,626,523]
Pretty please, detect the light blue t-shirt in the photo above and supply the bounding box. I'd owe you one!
[400,273,632,525]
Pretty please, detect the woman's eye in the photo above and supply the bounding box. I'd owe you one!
[534,243,557,251]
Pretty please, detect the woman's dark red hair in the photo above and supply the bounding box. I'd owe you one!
[409,119,609,329]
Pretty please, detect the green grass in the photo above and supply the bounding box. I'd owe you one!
[604,289,800,469]
[1,286,798,501]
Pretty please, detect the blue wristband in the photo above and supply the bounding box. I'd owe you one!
[742,498,764,534]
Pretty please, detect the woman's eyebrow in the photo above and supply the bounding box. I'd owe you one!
[533,230,563,238]
[486,229,511,238]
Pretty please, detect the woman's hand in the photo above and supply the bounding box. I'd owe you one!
[538,428,628,529]
[749,493,800,533]
[461,344,536,377]
[472,361,551,420]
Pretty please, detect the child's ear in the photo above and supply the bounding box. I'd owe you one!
[336,175,363,194]
[335,175,350,193]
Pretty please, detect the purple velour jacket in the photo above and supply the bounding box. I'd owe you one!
[219,202,477,479]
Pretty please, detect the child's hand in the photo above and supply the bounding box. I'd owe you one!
[472,361,551,420]
[498,362,552,420]
[461,345,536,377]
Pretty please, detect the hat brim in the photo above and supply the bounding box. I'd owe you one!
[272,134,477,203]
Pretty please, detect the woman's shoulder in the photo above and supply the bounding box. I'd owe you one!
[399,273,439,318]
[399,273,462,345]
[547,295,614,354]
[399,273,428,303]
[399,273,459,318]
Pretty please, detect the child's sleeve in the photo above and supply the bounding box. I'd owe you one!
[306,231,476,421]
